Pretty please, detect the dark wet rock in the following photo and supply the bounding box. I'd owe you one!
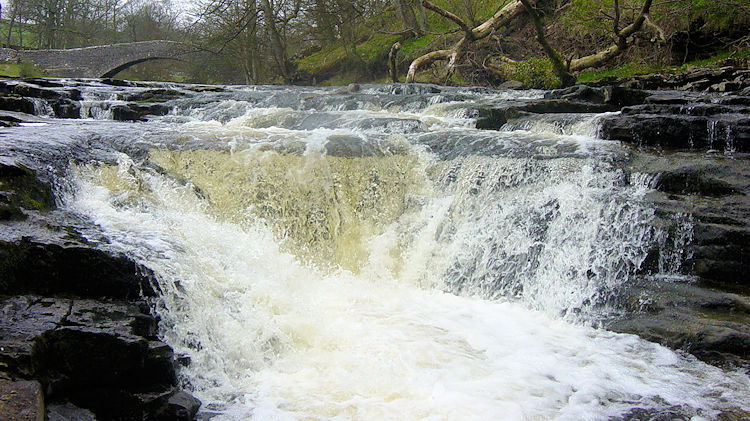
[49,98,81,119]
[476,99,613,129]
[184,85,225,93]
[544,84,650,107]
[0,163,56,221]
[47,401,97,421]
[110,104,142,121]
[586,66,750,93]
[122,89,185,103]
[99,78,137,87]
[0,295,197,420]
[0,237,157,299]
[0,297,69,378]
[600,91,750,152]
[0,377,44,421]
[627,152,750,291]
[0,95,35,114]
[609,280,750,368]
[156,391,202,421]
[110,103,170,121]
[0,114,23,127]
[655,165,740,196]
[21,78,64,89]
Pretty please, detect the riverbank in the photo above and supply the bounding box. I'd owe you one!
[0,76,748,419]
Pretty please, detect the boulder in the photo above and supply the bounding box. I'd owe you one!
[156,391,202,421]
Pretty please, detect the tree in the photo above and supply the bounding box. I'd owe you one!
[407,0,666,86]
[405,0,528,82]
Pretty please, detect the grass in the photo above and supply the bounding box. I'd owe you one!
[0,19,39,48]
[577,62,661,83]
[0,62,46,78]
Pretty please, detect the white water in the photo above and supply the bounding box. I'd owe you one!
[60,87,750,420]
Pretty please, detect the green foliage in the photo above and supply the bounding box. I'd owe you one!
[660,0,750,31]
[494,58,562,89]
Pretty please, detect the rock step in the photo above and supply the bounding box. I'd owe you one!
[0,296,200,420]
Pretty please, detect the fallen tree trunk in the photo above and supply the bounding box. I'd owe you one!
[406,0,528,82]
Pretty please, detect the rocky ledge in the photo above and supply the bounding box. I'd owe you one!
[0,161,200,420]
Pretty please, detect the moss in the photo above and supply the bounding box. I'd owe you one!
[0,61,47,78]
[0,164,55,215]
[577,62,660,83]
[577,49,750,83]
[493,58,562,89]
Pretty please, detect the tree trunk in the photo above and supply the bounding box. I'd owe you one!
[389,41,402,82]
[260,0,291,82]
[396,0,420,37]
[6,11,15,46]
[518,0,575,86]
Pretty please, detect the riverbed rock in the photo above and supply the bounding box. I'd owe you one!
[476,98,614,129]
[609,280,750,369]
[0,295,195,420]
[0,378,45,421]
[0,156,199,419]
[47,402,97,421]
[627,152,750,291]
[122,88,185,103]
[599,91,750,152]
[0,237,157,299]
[110,103,171,121]
[0,94,36,114]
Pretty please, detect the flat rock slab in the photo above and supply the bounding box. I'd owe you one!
[0,378,44,421]
[47,402,97,421]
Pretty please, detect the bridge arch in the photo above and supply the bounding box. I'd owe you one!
[11,40,197,79]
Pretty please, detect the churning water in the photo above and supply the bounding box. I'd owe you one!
[12,81,748,419]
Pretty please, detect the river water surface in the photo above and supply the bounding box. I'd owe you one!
[3,81,749,420]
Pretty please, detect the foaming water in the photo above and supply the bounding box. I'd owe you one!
[50,83,750,420]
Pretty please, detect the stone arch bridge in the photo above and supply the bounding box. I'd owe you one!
[0,40,199,78]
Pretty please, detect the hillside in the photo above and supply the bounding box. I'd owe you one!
[291,0,750,88]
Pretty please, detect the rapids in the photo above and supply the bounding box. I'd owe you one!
[3,81,749,419]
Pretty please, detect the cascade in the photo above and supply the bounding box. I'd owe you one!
[2,81,748,420]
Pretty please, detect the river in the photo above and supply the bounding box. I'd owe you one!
[3,80,749,420]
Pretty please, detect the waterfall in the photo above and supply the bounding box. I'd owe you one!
[49,84,749,420]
